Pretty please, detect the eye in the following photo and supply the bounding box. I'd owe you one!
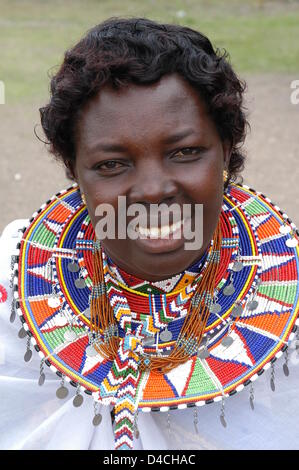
[172,147,204,160]
[93,160,126,172]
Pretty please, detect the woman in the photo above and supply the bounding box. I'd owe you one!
[0,17,298,451]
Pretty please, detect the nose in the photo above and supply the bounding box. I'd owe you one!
[128,159,179,206]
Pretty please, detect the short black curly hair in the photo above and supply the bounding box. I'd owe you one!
[40,17,248,185]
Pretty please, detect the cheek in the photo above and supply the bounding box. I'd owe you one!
[182,160,223,237]
[182,157,223,205]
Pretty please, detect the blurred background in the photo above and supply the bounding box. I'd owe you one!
[0,0,298,232]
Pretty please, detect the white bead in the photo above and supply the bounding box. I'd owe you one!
[214,396,222,403]
[160,406,169,412]
[196,401,205,407]
[142,407,151,413]
[178,404,187,410]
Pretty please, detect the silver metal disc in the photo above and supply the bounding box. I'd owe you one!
[134,429,140,439]
[10,310,16,323]
[279,225,291,234]
[24,349,32,362]
[56,385,69,399]
[18,327,27,339]
[160,328,172,342]
[92,413,103,426]
[68,261,80,273]
[210,303,221,314]
[221,336,234,347]
[198,348,210,359]
[86,345,98,357]
[270,378,275,392]
[73,394,84,407]
[143,336,155,346]
[200,336,208,347]
[83,307,91,319]
[286,238,298,248]
[232,261,243,272]
[64,329,77,342]
[283,363,290,377]
[48,296,61,308]
[223,283,235,296]
[247,300,258,311]
[75,278,86,289]
[38,373,46,386]
[220,415,227,428]
[231,304,243,318]
[250,397,254,411]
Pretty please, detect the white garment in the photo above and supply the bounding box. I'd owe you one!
[0,219,299,450]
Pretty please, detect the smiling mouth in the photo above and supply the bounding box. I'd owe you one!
[135,218,186,238]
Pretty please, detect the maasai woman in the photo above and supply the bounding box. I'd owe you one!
[1,18,298,450]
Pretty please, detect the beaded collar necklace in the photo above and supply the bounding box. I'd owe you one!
[12,183,299,450]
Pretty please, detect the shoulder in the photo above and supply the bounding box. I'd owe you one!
[0,219,28,309]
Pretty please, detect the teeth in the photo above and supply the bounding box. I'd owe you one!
[137,219,184,238]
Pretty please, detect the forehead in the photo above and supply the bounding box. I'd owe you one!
[75,74,211,146]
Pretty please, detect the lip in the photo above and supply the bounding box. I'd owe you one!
[130,218,192,254]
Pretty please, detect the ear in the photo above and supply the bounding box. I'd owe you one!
[222,140,232,169]
[65,161,77,182]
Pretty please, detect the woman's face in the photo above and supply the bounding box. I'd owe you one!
[74,74,230,281]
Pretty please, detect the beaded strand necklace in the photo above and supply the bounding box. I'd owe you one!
[89,221,222,373]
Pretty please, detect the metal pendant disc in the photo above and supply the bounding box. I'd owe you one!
[283,363,290,377]
[220,415,227,428]
[279,225,291,234]
[10,310,16,323]
[200,335,208,347]
[92,413,103,426]
[198,348,210,359]
[75,278,86,289]
[247,300,259,311]
[18,327,27,339]
[134,429,140,439]
[56,386,69,399]
[48,296,61,308]
[286,238,298,248]
[232,261,243,272]
[86,345,98,357]
[24,349,32,362]
[231,304,243,318]
[83,307,91,319]
[38,373,46,386]
[68,261,80,273]
[160,328,172,342]
[73,394,84,407]
[143,336,155,346]
[210,303,221,314]
[223,284,235,296]
[250,397,254,410]
[221,336,234,347]
[64,329,77,342]
[270,378,275,392]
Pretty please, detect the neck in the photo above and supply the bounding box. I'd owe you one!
[104,244,210,283]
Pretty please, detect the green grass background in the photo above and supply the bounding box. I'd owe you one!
[0,0,299,104]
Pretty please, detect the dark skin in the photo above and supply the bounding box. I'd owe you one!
[73,74,231,281]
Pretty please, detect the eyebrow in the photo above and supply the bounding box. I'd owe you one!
[87,143,127,154]
[87,128,195,154]
[162,128,195,145]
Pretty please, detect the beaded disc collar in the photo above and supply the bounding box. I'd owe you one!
[12,183,299,450]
